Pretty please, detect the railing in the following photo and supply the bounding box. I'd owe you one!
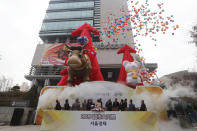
[28,63,158,76]
[0,91,38,107]
[28,65,64,76]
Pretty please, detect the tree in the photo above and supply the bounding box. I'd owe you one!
[190,24,197,46]
[190,24,197,63]
[11,85,20,91]
[0,75,13,91]
[20,82,29,92]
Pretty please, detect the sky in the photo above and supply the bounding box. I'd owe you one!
[0,0,196,86]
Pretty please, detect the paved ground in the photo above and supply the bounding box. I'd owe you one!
[0,125,40,131]
[0,124,196,131]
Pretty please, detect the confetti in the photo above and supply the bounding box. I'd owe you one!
[98,0,179,83]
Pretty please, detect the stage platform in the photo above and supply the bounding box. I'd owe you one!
[41,110,159,131]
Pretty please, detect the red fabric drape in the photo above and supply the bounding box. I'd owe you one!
[57,23,104,86]
[117,45,137,88]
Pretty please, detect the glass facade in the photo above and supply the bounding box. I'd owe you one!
[44,10,94,20]
[39,0,99,41]
[41,20,93,31]
[48,1,94,10]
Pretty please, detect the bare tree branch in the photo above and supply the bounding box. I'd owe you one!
[0,75,13,91]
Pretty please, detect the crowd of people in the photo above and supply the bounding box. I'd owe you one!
[55,98,147,111]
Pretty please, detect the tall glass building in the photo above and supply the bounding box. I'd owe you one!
[25,0,157,92]
[39,0,100,43]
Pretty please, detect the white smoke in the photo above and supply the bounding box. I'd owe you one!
[159,119,197,131]
[37,88,63,109]
[37,79,196,112]
[163,86,197,98]
[37,81,168,114]
[37,79,197,130]
[37,81,134,109]
[158,75,197,130]
[161,76,197,98]
[130,90,168,116]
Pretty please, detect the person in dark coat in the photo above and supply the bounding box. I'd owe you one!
[64,99,70,110]
[90,99,95,109]
[124,99,128,110]
[105,99,112,111]
[119,99,125,111]
[55,100,62,110]
[99,98,103,108]
[113,98,120,108]
[82,99,87,110]
[86,99,95,110]
[72,98,80,110]
[86,99,91,111]
[128,99,136,111]
[140,100,147,111]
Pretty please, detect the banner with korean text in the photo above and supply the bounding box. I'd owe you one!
[41,110,159,131]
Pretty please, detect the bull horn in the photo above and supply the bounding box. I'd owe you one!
[64,44,72,52]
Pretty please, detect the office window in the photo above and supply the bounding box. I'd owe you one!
[41,20,93,31]
[45,10,94,19]
[48,1,94,10]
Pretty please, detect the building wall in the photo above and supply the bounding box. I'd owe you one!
[31,44,127,66]
[39,0,99,42]
[31,44,46,65]
[0,107,34,125]
[0,107,14,124]
[26,0,158,89]
[31,0,134,67]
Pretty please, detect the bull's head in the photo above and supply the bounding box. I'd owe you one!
[66,44,88,69]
